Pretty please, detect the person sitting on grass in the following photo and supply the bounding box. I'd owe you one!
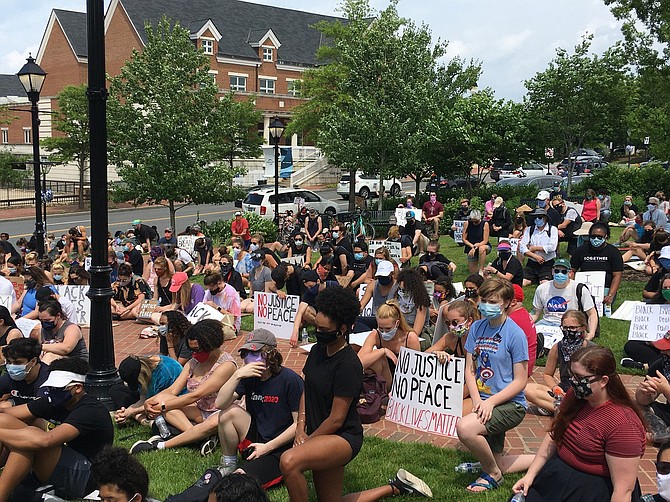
[634,330,670,444]
[111,263,148,320]
[214,329,304,487]
[130,319,237,456]
[0,357,113,501]
[201,270,241,336]
[640,441,670,502]
[92,446,156,502]
[418,240,457,281]
[456,276,528,493]
[0,338,50,408]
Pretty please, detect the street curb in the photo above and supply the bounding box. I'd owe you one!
[1,204,162,223]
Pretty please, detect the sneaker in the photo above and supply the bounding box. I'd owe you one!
[217,463,238,476]
[390,469,433,498]
[613,242,621,248]
[620,357,644,370]
[130,438,159,454]
[200,435,219,457]
[536,407,553,416]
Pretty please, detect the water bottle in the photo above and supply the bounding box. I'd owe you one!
[510,494,526,502]
[604,303,612,317]
[301,328,309,345]
[454,461,481,473]
[155,415,171,439]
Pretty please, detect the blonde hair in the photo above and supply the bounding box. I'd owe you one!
[51,262,65,274]
[447,299,481,323]
[374,246,391,261]
[561,309,588,327]
[377,300,412,333]
[387,226,400,240]
[24,252,38,264]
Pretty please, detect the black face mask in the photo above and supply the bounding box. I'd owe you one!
[315,330,340,345]
[570,377,594,399]
[499,251,511,260]
[25,280,36,290]
[220,263,232,274]
[377,276,392,286]
[209,287,221,296]
[515,217,524,224]
[464,288,478,299]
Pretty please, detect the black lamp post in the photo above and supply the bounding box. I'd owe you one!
[16,55,47,259]
[268,118,285,222]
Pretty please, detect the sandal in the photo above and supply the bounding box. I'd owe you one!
[465,472,503,493]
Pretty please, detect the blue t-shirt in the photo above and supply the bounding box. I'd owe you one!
[21,285,57,317]
[147,356,183,398]
[464,318,529,408]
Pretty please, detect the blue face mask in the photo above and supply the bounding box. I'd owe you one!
[249,244,259,252]
[6,361,34,381]
[535,217,546,227]
[537,200,547,208]
[354,253,364,261]
[375,258,381,265]
[649,204,657,212]
[53,274,63,281]
[478,302,503,319]
[332,232,339,239]
[590,236,606,248]
[251,259,261,268]
[553,272,569,284]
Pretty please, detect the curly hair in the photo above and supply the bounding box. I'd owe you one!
[314,285,360,335]
[2,337,41,361]
[187,319,224,352]
[162,310,191,349]
[396,269,431,308]
[211,473,269,502]
[91,446,149,500]
[434,277,456,301]
[49,356,90,376]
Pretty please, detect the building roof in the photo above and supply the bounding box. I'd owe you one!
[120,0,344,66]
[53,9,88,59]
[0,74,28,99]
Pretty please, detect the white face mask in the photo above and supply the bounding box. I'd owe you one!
[659,471,670,500]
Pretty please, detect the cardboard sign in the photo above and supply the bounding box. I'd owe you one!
[368,240,402,265]
[84,256,92,271]
[395,208,423,228]
[177,235,197,254]
[628,304,670,342]
[253,292,300,340]
[0,295,11,310]
[453,220,465,244]
[281,255,305,267]
[15,318,39,338]
[57,285,91,325]
[336,275,353,288]
[358,283,373,317]
[536,324,564,351]
[386,347,464,437]
[8,277,23,300]
[186,302,225,324]
[136,300,159,324]
[575,271,606,316]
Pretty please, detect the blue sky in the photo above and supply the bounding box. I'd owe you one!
[0,0,624,101]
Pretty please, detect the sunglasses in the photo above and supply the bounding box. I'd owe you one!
[552,268,569,274]
[446,319,465,327]
[657,461,670,475]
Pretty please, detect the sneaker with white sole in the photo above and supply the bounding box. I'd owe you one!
[620,357,644,370]
[130,438,159,455]
[200,435,219,457]
[390,469,432,498]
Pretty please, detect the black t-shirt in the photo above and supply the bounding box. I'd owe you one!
[333,237,354,255]
[301,281,339,307]
[491,255,524,286]
[136,224,158,243]
[645,269,664,294]
[303,343,363,438]
[289,242,308,257]
[331,246,353,276]
[570,242,624,288]
[0,362,50,405]
[235,367,303,444]
[350,255,374,279]
[0,240,20,260]
[418,252,452,266]
[223,268,247,300]
[126,249,144,276]
[401,220,426,238]
[285,267,303,297]
[28,394,114,460]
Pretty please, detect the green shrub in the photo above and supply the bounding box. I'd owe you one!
[202,212,278,246]
[580,164,670,202]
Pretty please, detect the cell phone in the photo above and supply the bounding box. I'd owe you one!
[241,446,255,460]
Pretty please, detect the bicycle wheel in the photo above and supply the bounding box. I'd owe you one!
[363,223,375,240]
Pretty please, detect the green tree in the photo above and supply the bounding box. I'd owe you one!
[42,84,90,209]
[107,17,243,230]
[0,149,27,186]
[524,36,632,194]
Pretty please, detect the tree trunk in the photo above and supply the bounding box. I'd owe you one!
[78,159,85,209]
[348,167,356,212]
[169,199,177,232]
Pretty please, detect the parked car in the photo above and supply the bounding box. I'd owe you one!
[560,175,591,189]
[521,162,550,177]
[336,173,402,200]
[426,175,482,191]
[573,159,609,174]
[495,175,563,189]
[236,187,338,220]
[570,148,602,159]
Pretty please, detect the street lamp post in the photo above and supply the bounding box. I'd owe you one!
[268,118,285,222]
[16,55,47,259]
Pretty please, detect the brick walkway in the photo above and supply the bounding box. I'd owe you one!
[95,320,658,493]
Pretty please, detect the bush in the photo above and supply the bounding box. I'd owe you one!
[202,212,278,246]
[580,164,670,202]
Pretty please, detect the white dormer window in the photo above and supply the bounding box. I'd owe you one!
[23,128,31,144]
[1,129,8,144]
[202,39,214,55]
[263,47,273,62]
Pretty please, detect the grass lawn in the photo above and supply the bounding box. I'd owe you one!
[116,225,647,501]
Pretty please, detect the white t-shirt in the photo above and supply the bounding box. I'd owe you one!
[176,248,193,264]
[58,296,76,323]
[0,275,17,306]
[532,280,595,325]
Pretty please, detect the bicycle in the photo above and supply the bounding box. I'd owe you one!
[345,206,375,241]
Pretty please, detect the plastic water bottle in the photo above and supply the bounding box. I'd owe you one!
[301,328,309,345]
[510,494,526,502]
[604,303,612,317]
[155,415,171,439]
[454,461,482,473]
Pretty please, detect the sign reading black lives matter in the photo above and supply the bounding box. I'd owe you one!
[385,347,464,437]
[254,291,300,340]
[628,304,670,342]
[57,285,91,325]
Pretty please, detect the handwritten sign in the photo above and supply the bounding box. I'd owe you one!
[575,271,606,316]
[15,318,39,338]
[281,255,305,267]
[536,324,564,351]
[611,300,645,321]
[57,285,91,325]
[386,347,464,437]
[368,240,402,265]
[177,235,197,254]
[453,220,465,244]
[0,295,11,310]
[628,304,670,342]
[186,302,225,324]
[136,300,159,324]
[358,283,373,317]
[395,208,423,228]
[8,277,23,300]
[508,238,519,255]
[254,292,300,340]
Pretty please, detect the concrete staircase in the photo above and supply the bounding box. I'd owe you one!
[291,153,340,187]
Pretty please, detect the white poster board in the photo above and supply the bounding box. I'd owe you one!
[177,235,197,254]
[385,347,464,438]
[575,271,606,316]
[395,208,423,228]
[453,220,465,244]
[358,283,373,317]
[368,240,402,265]
[508,238,519,255]
[281,255,305,267]
[253,292,300,340]
[0,295,11,310]
[15,318,40,338]
[536,324,564,351]
[57,285,91,325]
[424,281,435,297]
[84,256,92,271]
[186,302,225,324]
[611,300,646,321]
[628,304,670,342]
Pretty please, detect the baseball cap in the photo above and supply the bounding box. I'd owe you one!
[406,210,415,219]
[170,271,189,292]
[301,269,319,283]
[132,219,142,225]
[118,356,141,389]
[537,190,550,201]
[512,284,524,302]
[240,329,277,352]
[234,211,242,216]
[497,241,511,251]
[375,260,394,277]
[249,251,263,261]
[165,227,173,232]
[649,197,660,205]
[653,330,670,351]
[554,258,571,269]
[41,370,87,389]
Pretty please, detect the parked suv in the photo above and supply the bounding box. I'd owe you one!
[337,173,402,200]
[236,187,339,220]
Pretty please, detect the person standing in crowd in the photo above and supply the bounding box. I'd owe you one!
[489,197,512,238]
[231,212,251,249]
[462,209,491,274]
[552,196,582,256]
[422,191,444,237]
[484,240,523,286]
[304,209,323,251]
[450,198,471,244]
[133,219,159,251]
[158,227,177,246]
[512,346,645,502]
[520,208,558,286]
[581,189,600,223]
[646,196,670,232]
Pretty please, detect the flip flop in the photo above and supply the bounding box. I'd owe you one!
[465,472,503,493]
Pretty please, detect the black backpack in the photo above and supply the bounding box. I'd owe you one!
[164,468,223,502]
[131,276,153,300]
[576,282,600,337]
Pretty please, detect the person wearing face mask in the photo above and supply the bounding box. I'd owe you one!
[646,196,670,232]
[240,251,273,314]
[418,240,457,281]
[214,329,304,484]
[461,274,484,302]
[357,260,399,331]
[2,255,23,277]
[249,234,280,270]
[330,224,354,254]
[218,253,246,300]
[570,222,624,310]
[450,198,472,245]
[290,270,340,347]
[531,258,598,341]
[428,277,456,323]
[489,196,512,238]
[457,277,528,493]
[484,240,523,286]
[202,270,241,334]
[37,298,88,364]
[511,210,528,239]
[462,209,491,274]
[92,446,156,502]
[533,190,561,227]
[422,191,444,237]
[641,442,670,502]
[0,337,49,408]
[50,262,66,285]
[513,346,646,502]
[620,195,639,221]
[132,320,237,455]
[358,301,421,393]
[11,266,56,318]
[287,231,312,265]
[519,208,558,287]
[166,270,205,317]
[231,211,252,249]
[122,237,145,276]
[317,242,352,279]
[581,188,600,223]
[552,195,582,256]
[111,263,148,320]
[349,241,376,290]
[0,357,114,501]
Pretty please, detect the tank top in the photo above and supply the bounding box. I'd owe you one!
[465,221,487,248]
[41,320,89,361]
[582,199,598,222]
[372,281,399,313]
[156,279,172,307]
[186,352,236,412]
[307,216,320,236]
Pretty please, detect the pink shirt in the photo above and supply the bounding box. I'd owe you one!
[203,283,241,331]
[187,352,236,412]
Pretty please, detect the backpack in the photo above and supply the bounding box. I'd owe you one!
[132,276,153,300]
[163,468,223,502]
[576,282,600,337]
[357,373,387,424]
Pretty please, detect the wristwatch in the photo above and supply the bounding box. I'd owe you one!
[161,403,166,411]
[217,306,222,312]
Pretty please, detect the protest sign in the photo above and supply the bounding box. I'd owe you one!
[628,304,670,342]
[57,285,91,325]
[575,271,606,316]
[611,300,645,321]
[136,300,159,324]
[395,208,423,228]
[281,255,305,267]
[368,240,402,265]
[424,281,435,297]
[453,220,465,244]
[186,302,225,324]
[177,235,197,254]
[536,324,564,351]
[0,295,11,310]
[254,292,300,340]
[508,238,519,255]
[84,256,92,271]
[385,347,464,437]
[358,283,373,317]
[8,277,23,300]
[15,318,39,338]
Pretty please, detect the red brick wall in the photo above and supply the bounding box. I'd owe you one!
[40,20,88,98]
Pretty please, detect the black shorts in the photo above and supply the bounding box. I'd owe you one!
[22,446,93,500]
[523,259,555,284]
[338,430,363,464]
[238,426,290,490]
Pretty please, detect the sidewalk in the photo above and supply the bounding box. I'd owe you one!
[95,319,657,493]
[1,201,146,222]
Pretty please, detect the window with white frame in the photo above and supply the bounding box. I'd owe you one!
[230,75,247,92]
[259,78,275,94]
[202,39,214,55]
[287,80,301,97]
[23,128,31,144]
[1,129,8,144]
[262,47,273,62]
